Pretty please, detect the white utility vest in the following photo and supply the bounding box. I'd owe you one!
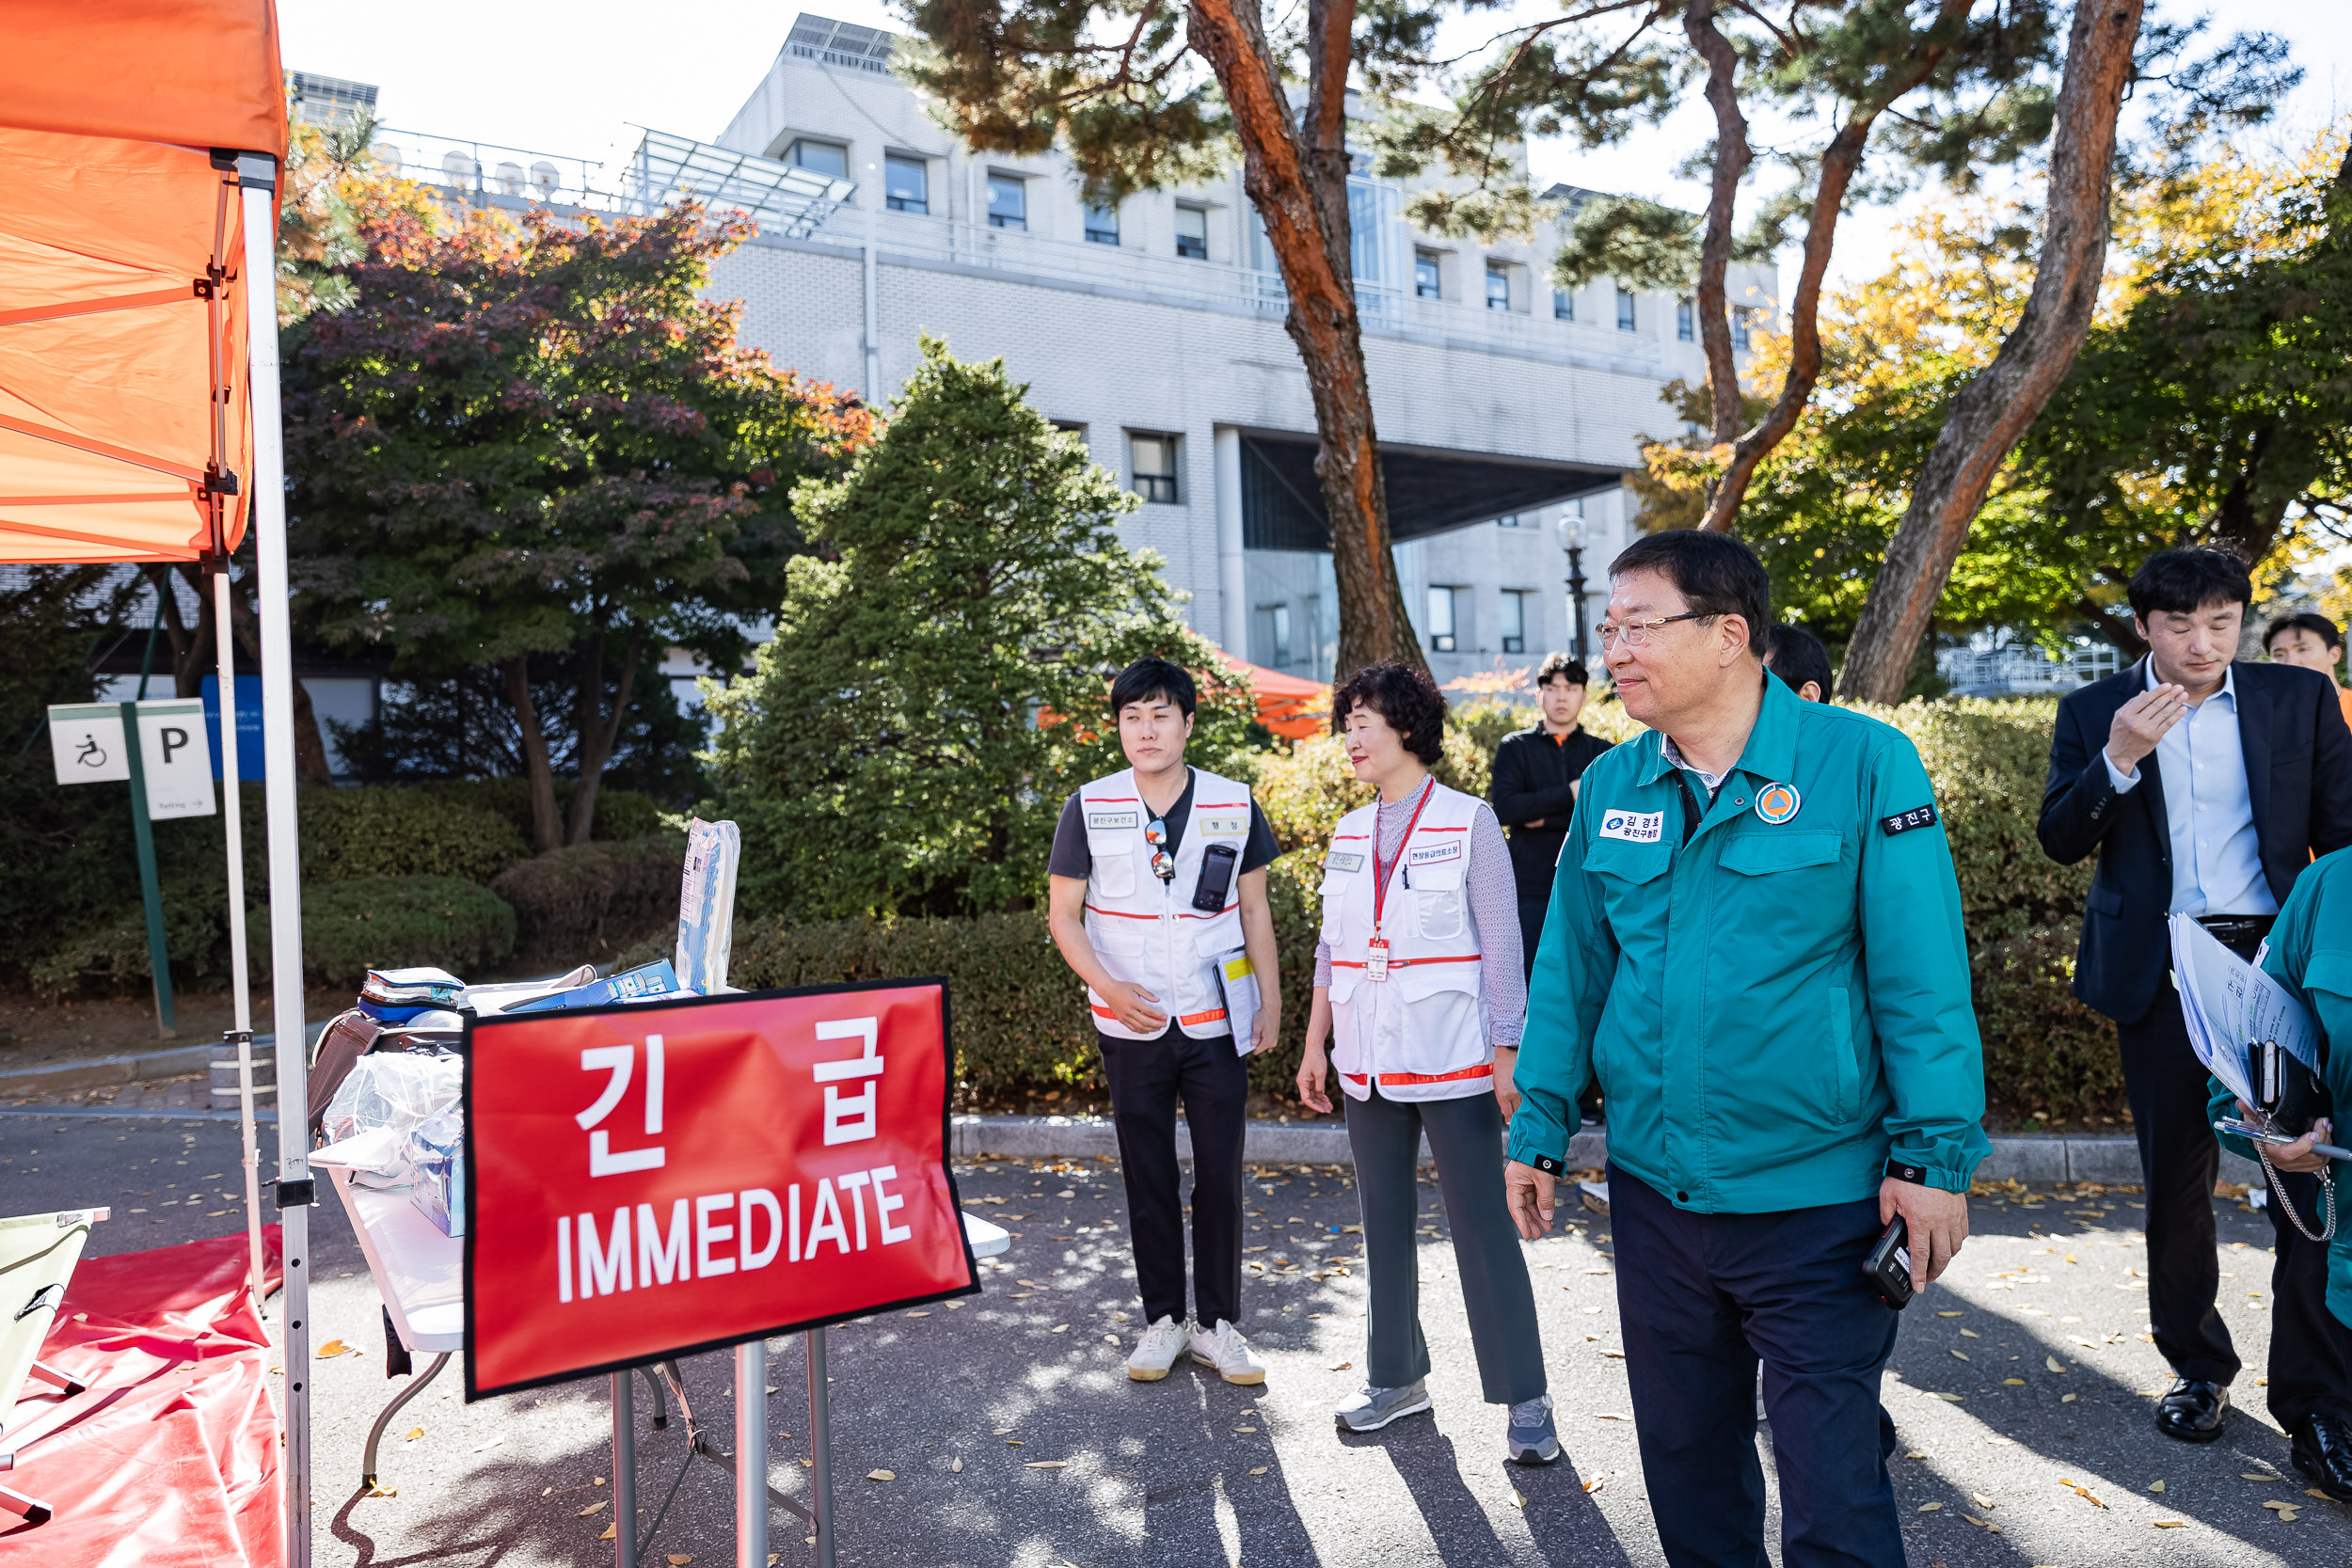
[1319,778,1491,1102]
[1079,767,1253,1040]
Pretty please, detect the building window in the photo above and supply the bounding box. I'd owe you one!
[1130,432,1180,504]
[1500,590,1531,656]
[1174,204,1208,260]
[1415,250,1442,300]
[1085,202,1120,245]
[1677,297,1694,341]
[1486,261,1512,311]
[1257,604,1294,667]
[1052,420,1088,447]
[787,139,849,180]
[1616,287,1637,331]
[1427,586,1461,654]
[1732,305,1754,351]
[884,155,928,214]
[987,173,1027,230]
[1300,593,1324,672]
[1552,287,1574,321]
[1495,514,1521,528]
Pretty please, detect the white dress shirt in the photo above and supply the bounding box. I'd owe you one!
[2103,662,2276,917]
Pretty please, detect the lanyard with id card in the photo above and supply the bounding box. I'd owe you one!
[1366,781,1435,982]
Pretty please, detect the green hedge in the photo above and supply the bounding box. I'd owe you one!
[10,778,664,998]
[295,875,517,988]
[490,833,686,967]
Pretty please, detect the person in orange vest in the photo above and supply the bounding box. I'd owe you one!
[1046,657,1284,1386]
[1296,662,1555,1465]
[2265,612,2352,736]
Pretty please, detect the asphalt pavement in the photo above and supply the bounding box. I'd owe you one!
[5,1108,2347,1566]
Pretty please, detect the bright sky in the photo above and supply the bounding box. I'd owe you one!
[283,0,2352,297]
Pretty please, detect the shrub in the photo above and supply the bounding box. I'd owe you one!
[490,833,687,967]
[294,875,516,989]
[298,786,531,885]
[409,778,663,845]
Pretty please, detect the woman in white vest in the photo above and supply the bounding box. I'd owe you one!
[1297,662,1556,1463]
[1046,657,1284,1387]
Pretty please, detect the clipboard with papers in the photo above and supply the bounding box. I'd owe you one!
[1211,947,1260,1056]
[2169,913,2348,1163]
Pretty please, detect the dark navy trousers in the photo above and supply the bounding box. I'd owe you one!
[1608,1165,1903,1568]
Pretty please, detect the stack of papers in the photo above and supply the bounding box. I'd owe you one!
[360,967,466,1023]
[2169,913,2321,1108]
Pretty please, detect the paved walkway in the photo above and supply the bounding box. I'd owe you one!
[4,1114,2344,1564]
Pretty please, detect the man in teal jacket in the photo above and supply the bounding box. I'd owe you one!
[1503,530,1988,1568]
[2206,847,2352,1499]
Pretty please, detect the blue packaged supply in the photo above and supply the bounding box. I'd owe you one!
[505,958,683,1014]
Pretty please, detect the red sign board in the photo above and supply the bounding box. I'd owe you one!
[463,979,975,1398]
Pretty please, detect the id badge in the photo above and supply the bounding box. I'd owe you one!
[1366,937,1391,983]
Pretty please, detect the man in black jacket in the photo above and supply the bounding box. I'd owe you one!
[2040,546,2352,1489]
[1490,654,1613,975]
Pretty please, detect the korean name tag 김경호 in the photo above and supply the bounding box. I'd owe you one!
[1597,809,1665,845]
[463,980,977,1398]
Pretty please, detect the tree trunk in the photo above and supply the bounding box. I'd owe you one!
[1190,0,1424,679]
[1696,0,1971,533]
[1841,0,2146,704]
[225,569,335,784]
[565,626,642,847]
[1683,0,1750,451]
[503,656,563,853]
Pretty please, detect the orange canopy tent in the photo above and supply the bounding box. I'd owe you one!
[0,6,316,1561]
[0,0,287,562]
[1219,656,1329,741]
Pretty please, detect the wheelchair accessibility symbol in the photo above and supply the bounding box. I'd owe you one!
[74,735,107,769]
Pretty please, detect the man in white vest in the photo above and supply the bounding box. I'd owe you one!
[1047,657,1285,1385]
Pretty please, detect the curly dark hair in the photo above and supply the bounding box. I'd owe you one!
[1331,662,1447,765]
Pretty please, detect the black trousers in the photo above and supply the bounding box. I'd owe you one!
[1610,1167,1902,1568]
[2117,993,2352,1425]
[1098,1023,1248,1330]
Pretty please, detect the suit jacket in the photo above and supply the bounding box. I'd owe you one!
[1489,722,1613,905]
[2038,657,2352,1023]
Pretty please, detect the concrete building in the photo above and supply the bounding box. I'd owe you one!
[695,13,1775,686]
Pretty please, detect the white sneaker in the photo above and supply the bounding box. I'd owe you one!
[1189,1319,1267,1386]
[1126,1315,1192,1382]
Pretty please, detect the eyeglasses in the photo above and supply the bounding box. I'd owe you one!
[1143,816,1175,882]
[1597,610,1713,649]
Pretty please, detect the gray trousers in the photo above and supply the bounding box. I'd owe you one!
[1346,1085,1547,1404]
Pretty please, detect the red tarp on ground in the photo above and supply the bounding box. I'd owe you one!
[3,1228,284,1565]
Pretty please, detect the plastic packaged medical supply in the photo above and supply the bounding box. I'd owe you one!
[676,817,741,993]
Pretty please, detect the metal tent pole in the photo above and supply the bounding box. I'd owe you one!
[238,154,313,1568]
[212,568,265,1311]
[612,1371,636,1568]
[735,1340,767,1568]
[808,1329,834,1568]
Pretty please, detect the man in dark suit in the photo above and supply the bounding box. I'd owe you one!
[2040,546,2352,1492]
[1490,653,1613,976]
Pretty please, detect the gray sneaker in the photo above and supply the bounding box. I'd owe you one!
[1334,1379,1432,1433]
[1507,1393,1560,1465]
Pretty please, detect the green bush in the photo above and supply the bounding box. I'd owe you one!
[298,786,532,885]
[294,875,516,989]
[490,833,686,966]
[408,778,663,845]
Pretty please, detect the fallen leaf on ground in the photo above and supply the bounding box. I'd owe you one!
[404,1427,424,1441]
[598,1524,615,1541]
[668,1556,692,1566]
[2003,1379,2026,1386]
[472,1437,504,1453]
[906,1311,930,1318]
[1250,1466,1268,1476]
[1970,1493,1994,1509]
[1329,1361,1352,1371]
[1026,1460,1068,1469]
[1594,1413,1630,1421]
[950,1457,963,1473]
[866,1469,895,1482]
[1583,1476,1606,1494]
[2046,1356,2067,1374]
[577,1500,608,1516]
[1050,1324,1069,1334]
[2060,1393,2077,1403]
[1950,1351,1971,1362]
[2312,1489,2333,1500]
[1511,1488,1526,1509]
[2243,1473,2279,1481]
[2147,1481,2165,1494]
[315,1339,349,1358]
[1928,1392,1964,1403]
[1917,1502,1942,1513]
[2153,1519,2185,1528]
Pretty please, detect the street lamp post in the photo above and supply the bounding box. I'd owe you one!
[1557,515,1590,663]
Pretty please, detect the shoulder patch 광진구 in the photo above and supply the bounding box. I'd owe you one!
[1881,804,1939,836]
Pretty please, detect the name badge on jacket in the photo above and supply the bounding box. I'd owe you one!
[1597,809,1665,845]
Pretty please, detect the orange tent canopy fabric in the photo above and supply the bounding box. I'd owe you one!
[0,0,288,565]
[1220,656,1329,741]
